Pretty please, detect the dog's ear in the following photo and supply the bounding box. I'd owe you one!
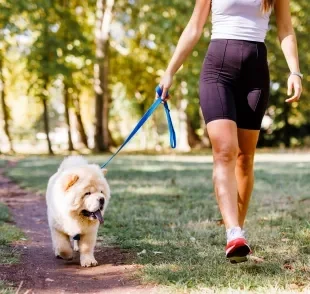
[63,174,79,191]
[101,168,108,176]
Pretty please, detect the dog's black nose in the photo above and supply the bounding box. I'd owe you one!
[99,198,105,208]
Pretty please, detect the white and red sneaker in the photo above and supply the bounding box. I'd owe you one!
[225,227,251,264]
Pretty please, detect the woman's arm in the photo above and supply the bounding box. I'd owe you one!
[159,0,211,100]
[274,0,302,103]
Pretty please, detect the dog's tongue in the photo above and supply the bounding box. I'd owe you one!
[93,210,104,224]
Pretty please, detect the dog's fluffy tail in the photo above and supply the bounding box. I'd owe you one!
[58,156,88,172]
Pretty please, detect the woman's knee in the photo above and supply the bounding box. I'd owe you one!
[237,152,255,172]
[213,145,238,165]
[212,146,238,189]
[207,120,238,165]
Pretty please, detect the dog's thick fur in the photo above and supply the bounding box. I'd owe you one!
[46,156,110,267]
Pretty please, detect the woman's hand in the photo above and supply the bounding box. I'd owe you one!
[285,74,302,103]
[157,72,174,101]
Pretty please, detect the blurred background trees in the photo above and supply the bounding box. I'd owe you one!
[0,0,309,154]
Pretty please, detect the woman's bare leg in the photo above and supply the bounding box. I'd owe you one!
[207,120,239,229]
[236,129,260,228]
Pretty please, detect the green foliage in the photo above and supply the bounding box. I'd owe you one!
[25,0,93,95]
[0,0,309,149]
[112,0,310,147]
[263,1,310,147]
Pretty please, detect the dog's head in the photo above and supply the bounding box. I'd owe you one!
[61,165,110,224]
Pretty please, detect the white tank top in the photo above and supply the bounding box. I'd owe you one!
[211,0,271,42]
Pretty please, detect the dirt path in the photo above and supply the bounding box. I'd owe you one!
[0,169,158,294]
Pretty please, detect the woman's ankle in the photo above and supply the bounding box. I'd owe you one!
[226,226,245,243]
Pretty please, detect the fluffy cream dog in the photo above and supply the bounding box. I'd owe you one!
[46,156,110,267]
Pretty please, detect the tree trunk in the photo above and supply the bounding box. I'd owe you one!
[186,117,201,148]
[61,0,74,151]
[107,127,116,147]
[199,109,211,148]
[42,79,53,155]
[64,82,74,151]
[102,39,110,148]
[73,95,89,148]
[94,0,114,152]
[0,54,14,153]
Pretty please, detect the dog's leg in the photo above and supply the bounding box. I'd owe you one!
[73,240,79,252]
[79,232,98,267]
[51,228,73,260]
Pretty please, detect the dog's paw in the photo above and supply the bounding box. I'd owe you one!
[55,250,73,260]
[80,255,98,267]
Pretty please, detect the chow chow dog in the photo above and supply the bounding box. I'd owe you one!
[46,156,110,267]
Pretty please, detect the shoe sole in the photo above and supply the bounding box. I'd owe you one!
[227,244,250,264]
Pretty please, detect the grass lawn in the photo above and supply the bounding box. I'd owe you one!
[6,154,310,293]
[0,202,24,294]
[0,158,24,293]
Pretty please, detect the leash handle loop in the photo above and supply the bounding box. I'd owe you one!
[101,86,176,168]
[155,86,176,148]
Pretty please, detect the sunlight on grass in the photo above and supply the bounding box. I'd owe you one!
[6,154,310,293]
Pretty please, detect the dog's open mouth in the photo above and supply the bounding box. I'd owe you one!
[81,209,104,224]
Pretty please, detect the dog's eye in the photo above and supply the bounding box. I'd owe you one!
[84,192,91,196]
[100,191,104,194]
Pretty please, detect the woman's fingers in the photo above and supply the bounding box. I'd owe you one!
[285,76,302,103]
[287,79,293,96]
[294,81,302,100]
[157,72,173,101]
[161,86,169,101]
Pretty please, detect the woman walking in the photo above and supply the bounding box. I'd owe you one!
[159,0,302,263]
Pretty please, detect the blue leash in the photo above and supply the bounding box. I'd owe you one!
[100,86,176,168]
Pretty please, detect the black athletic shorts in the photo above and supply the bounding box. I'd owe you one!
[199,39,270,130]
